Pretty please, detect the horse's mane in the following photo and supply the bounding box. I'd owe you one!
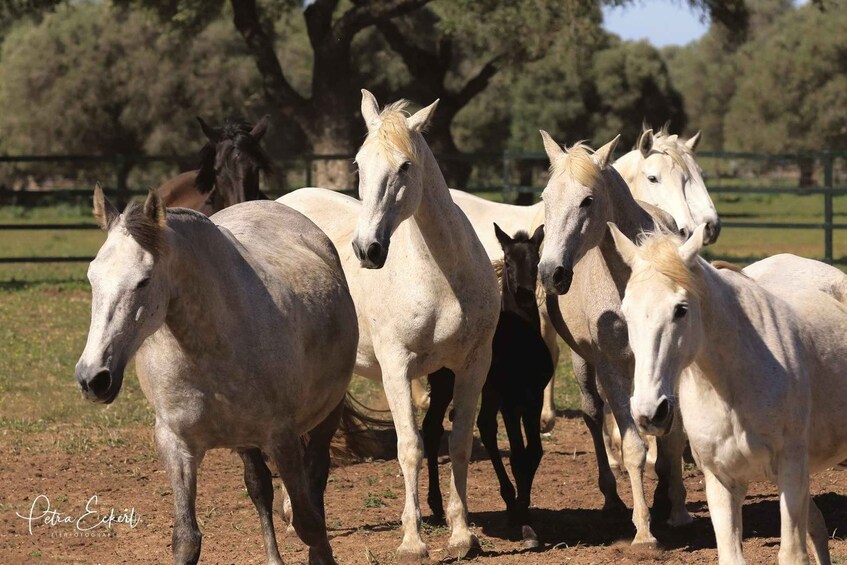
[617,125,696,179]
[195,118,272,194]
[491,248,546,307]
[633,231,705,298]
[549,142,602,187]
[712,260,745,274]
[123,204,210,258]
[362,100,419,167]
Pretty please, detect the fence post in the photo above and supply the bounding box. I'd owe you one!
[306,156,313,188]
[115,154,130,209]
[502,151,511,203]
[823,149,834,264]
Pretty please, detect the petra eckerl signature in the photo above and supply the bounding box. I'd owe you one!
[16,494,141,535]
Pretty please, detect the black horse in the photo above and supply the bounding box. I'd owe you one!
[423,223,553,548]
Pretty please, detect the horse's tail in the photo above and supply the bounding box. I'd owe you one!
[331,393,396,465]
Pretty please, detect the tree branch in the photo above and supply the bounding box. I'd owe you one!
[231,0,305,112]
[335,0,432,44]
[376,19,441,83]
[451,56,503,110]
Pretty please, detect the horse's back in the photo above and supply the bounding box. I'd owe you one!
[450,189,540,260]
[745,253,847,306]
[158,170,212,214]
[277,188,360,248]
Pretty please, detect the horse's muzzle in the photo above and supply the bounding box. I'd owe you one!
[540,263,574,295]
[75,364,123,404]
[704,219,722,245]
[352,239,389,269]
[632,396,674,436]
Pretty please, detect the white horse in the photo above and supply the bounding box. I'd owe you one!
[610,224,847,564]
[76,186,358,565]
[279,91,500,560]
[447,127,719,433]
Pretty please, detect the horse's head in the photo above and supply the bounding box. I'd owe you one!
[351,89,438,269]
[537,132,619,295]
[196,115,271,210]
[75,185,170,404]
[621,128,720,244]
[494,223,544,309]
[609,223,708,436]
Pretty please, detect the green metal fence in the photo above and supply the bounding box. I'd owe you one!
[1,150,845,264]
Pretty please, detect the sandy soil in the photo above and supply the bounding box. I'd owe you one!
[1,416,845,564]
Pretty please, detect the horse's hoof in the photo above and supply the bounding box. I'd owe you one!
[521,525,539,549]
[448,532,480,559]
[396,540,429,563]
[308,545,337,565]
[602,497,628,517]
[631,535,658,549]
[540,414,556,434]
[667,510,694,528]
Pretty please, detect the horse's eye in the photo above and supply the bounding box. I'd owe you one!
[399,161,412,173]
[673,303,688,319]
[647,175,659,183]
[136,278,151,289]
[580,196,593,208]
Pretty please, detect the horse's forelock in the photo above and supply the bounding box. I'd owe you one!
[363,100,419,167]
[123,202,166,258]
[635,232,704,298]
[550,143,601,188]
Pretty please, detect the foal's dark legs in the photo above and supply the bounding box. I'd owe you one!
[422,368,455,522]
[239,448,284,565]
[476,387,517,516]
[501,407,530,525]
[572,351,626,514]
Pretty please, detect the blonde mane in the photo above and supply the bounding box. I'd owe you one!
[634,231,704,298]
[550,142,602,187]
[491,258,546,307]
[362,100,419,166]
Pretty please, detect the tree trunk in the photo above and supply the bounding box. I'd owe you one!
[426,108,471,188]
[798,157,815,188]
[310,133,358,190]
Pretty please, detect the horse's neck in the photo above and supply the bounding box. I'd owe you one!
[403,145,474,266]
[612,151,639,186]
[693,264,783,394]
[162,218,242,354]
[598,169,654,290]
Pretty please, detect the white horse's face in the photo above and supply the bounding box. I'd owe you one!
[538,133,619,295]
[351,90,438,269]
[627,130,720,244]
[76,189,169,404]
[610,223,707,436]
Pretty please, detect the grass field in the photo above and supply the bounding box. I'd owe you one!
[1,190,845,433]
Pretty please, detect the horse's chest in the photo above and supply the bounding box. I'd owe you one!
[681,372,777,481]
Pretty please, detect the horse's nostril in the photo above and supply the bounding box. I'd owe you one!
[679,228,689,239]
[553,266,565,284]
[654,397,671,424]
[366,242,383,264]
[88,370,112,397]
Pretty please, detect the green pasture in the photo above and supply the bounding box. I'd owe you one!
[1,190,845,434]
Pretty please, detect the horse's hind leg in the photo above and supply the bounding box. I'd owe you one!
[422,368,455,522]
[269,431,336,565]
[777,449,812,565]
[155,424,203,565]
[304,401,345,519]
[238,448,284,565]
[476,386,516,516]
[808,497,831,565]
[539,310,559,433]
[572,352,626,514]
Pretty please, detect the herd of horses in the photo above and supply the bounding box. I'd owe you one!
[74,90,847,565]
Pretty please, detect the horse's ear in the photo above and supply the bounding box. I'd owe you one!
[197,117,220,143]
[361,89,381,133]
[93,182,118,231]
[678,223,707,267]
[594,134,620,168]
[539,130,565,164]
[250,114,271,141]
[143,189,167,228]
[607,222,637,268]
[407,99,439,133]
[685,130,702,152]
[493,222,512,250]
[530,224,545,248]
[638,128,654,158]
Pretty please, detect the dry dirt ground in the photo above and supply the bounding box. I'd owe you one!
[1,415,846,564]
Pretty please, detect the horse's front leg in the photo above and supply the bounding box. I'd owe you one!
[573,351,626,514]
[703,469,747,565]
[653,407,693,527]
[444,349,491,558]
[238,448,284,565]
[381,358,429,561]
[777,448,812,565]
[808,497,831,565]
[155,423,203,565]
[598,360,655,547]
[539,309,560,433]
[269,429,335,565]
